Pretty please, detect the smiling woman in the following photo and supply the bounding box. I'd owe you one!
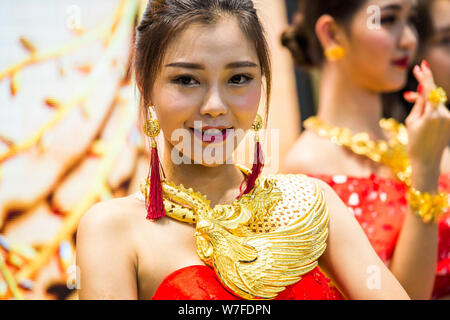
[76,0,410,300]
[150,17,264,167]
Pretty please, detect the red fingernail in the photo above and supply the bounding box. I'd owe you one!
[403,91,414,99]
[422,59,429,69]
[417,84,423,94]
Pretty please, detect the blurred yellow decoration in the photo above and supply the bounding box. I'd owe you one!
[407,187,449,223]
[304,116,412,186]
[428,87,448,107]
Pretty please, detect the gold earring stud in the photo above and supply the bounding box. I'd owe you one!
[325,46,346,61]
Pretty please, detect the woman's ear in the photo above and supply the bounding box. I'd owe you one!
[315,14,344,51]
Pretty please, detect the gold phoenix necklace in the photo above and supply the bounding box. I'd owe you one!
[138,164,330,300]
[304,116,412,186]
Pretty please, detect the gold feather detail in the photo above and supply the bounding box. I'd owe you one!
[141,167,329,300]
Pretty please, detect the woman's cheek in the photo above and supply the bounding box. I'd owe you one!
[229,87,261,120]
[154,88,196,140]
[353,30,401,90]
[427,48,450,93]
[158,88,197,119]
[361,31,394,66]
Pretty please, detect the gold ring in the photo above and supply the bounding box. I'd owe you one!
[428,87,448,108]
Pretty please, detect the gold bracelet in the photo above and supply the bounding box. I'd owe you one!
[406,187,449,223]
[428,87,448,108]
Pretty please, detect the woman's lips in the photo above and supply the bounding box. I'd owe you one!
[392,56,410,69]
[190,127,232,144]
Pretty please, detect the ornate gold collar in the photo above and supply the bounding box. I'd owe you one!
[139,165,329,300]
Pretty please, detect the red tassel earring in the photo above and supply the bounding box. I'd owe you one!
[144,110,165,220]
[239,114,264,198]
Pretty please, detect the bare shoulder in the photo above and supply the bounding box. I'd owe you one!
[282,131,342,175]
[308,176,340,206]
[76,195,143,299]
[307,176,356,227]
[77,195,143,240]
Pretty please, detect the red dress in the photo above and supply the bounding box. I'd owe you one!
[152,265,343,300]
[307,173,450,299]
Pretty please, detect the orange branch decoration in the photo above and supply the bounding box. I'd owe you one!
[0,0,143,299]
[15,88,137,281]
[0,0,127,83]
[0,0,137,163]
[0,254,24,299]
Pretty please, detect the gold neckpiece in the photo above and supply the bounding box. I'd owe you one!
[304,116,411,186]
[304,116,449,223]
[139,165,329,300]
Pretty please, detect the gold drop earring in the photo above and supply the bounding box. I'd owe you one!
[239,114,264,197]
[143,106,165,220]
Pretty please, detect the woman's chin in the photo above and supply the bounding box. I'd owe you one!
[379,77,408,93]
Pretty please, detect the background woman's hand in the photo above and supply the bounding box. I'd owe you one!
[403,60,450,191]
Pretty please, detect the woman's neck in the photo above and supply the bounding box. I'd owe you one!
[161,141,245,207]
[316,63,385,139]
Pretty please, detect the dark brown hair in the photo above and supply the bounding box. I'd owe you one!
[134,0,272,128]
[281,0,366,69]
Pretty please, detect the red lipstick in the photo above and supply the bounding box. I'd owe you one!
[190,126,233,144]
[392,56,410,69]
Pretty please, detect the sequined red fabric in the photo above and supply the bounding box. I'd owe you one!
[152,265,343,300]
[308,173,450,299]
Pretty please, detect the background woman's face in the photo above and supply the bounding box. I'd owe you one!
[423,0,450,96]
[339,0,418,92]
[150,16,263,166]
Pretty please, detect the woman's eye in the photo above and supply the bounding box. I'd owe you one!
[172,76,199,86]
[408,14,418,27]
[381,15,397,25]
[229,74,253,85]
[440,36,450,47]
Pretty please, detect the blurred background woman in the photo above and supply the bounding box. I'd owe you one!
[281,0,450,299]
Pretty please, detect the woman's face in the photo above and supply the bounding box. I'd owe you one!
[150,16,263,167]
[423,0,450,96]
[338,0,418,92]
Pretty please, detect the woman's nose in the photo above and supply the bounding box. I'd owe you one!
[199,87,228,117]
[399,23,417,53]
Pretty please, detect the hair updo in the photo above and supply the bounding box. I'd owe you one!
[281,0,365,69]
[134,0,272,126]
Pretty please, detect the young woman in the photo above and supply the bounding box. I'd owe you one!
[422,0,450,107]
[76,0,409,300]
[383,0,450,297]
[282,0,450,299]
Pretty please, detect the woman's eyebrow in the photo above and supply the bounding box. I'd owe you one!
[165,62,203,69]
[381,4,402,12]
[165,61,258,70]
[225,61,258,69]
